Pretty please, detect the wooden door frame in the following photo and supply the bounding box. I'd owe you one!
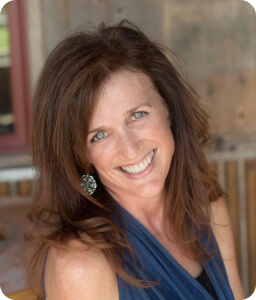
[0,0,31,154]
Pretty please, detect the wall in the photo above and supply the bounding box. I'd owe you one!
[32,0,256,142]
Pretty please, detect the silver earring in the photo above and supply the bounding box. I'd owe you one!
[81,174,97,195]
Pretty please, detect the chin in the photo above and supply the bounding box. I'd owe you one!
[136,181,164,199]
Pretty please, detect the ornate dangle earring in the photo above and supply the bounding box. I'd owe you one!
[81,173,97,195]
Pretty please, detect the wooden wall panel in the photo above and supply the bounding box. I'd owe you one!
[69,0,163,41]
[226,161,241,273]
[40,0,69,57]
[163,1,256,135]
[246,160,256,294]
[194,70,256,134]
[212,155,256,296]
[0,183,10,196]
[68,0,163,42]
[163,1,256,75]
[41,0,163,59]
[39,0,256,135]
[17,180,31,196]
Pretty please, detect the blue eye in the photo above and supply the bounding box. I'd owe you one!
[92,131,107,142]
[131,111,148,121]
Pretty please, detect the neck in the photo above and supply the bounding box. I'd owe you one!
[108,189,165,232]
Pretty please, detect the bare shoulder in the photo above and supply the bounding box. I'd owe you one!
[210,196,231,237]
[210,197,235,262]
[210,197,245,300]
[44,239,119,300]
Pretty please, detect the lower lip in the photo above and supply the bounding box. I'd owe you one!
[118,149,157,180]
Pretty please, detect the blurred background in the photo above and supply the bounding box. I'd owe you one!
[0,0,255,298]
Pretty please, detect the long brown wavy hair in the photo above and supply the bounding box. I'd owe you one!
[27,20,223,298]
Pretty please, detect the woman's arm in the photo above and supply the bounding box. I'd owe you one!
[210,197,245,300]
[44,239,119,299]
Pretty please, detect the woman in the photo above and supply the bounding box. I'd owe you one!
[28,20,244,299]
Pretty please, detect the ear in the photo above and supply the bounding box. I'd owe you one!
[84,154,94,173]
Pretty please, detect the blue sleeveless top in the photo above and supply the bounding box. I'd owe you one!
[42,203,235,299]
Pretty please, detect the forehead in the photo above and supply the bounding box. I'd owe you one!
[89,70,163,125]
[102,69,156,93]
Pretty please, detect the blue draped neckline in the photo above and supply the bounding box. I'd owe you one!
[42,202,235,300]
[113,202,235,300]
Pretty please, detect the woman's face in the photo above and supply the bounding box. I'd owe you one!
[87,70,175,204]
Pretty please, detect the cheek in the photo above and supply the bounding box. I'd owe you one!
[155,120,175,154]
[150,116,172,139]
[87,144,115,171]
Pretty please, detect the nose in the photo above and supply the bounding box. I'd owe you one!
[117,130,140,160]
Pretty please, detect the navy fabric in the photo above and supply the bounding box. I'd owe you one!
[42,204,235,299]
[114,203,234,300]
[42,252,47,300]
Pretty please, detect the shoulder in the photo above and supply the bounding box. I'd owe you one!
[210,197,245,299]
[210,197,237,258]
[210,197,235,262]
[44,239,119,300]
[210,196,230,235]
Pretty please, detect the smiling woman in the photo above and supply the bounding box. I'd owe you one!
[86,70,174,202]
[27,20,244,300]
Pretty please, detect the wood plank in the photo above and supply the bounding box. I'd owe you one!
[246,160,256,294]
[226,161,241,274]
[0,182,10,196]
[17,180,31,196]
[68,0,163,42]
[40,0,69,57]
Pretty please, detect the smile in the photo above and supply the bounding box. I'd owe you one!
[120,150,155,174]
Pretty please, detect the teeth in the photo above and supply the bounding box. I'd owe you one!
[121,150,155,174]
[139,162,144,170]
[134,165,140,173]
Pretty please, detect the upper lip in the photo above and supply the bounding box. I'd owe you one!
[119,149,155,168]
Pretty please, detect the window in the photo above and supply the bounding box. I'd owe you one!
[0,0,31,154]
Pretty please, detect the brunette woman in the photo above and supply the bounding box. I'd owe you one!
[28,20,245,299]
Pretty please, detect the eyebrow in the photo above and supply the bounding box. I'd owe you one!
[88,126,108,135]
[123,102,153,117]
[88,103,153,135]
